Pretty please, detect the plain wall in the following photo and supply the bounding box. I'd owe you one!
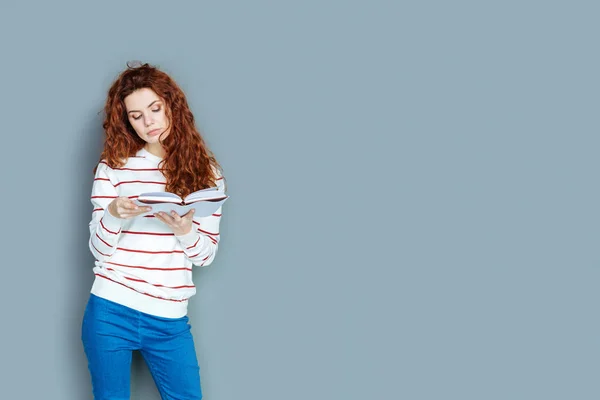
[0,1,599,399]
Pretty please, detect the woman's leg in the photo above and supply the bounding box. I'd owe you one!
[139,313,202,400]
[81,294,141,400]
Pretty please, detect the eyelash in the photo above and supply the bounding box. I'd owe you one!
[132,107,161,120]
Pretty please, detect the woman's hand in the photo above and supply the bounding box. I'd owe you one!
[154,209,195,236]
[108,197,152,219]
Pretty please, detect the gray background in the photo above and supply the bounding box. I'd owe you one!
[0,1,598,399]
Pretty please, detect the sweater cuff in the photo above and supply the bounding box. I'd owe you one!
[175,229,201,247]
[101,208,124,233]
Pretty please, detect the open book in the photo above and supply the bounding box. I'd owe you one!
[133,186,228,217]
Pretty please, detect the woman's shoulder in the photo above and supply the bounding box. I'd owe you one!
[95,155,151,175]
[95,159,112,172]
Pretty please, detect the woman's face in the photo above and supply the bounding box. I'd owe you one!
[124,88,171,145]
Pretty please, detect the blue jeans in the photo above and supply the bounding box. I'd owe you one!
[81,294,202,400]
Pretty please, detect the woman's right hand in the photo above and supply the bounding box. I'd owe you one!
[107,197,152,219]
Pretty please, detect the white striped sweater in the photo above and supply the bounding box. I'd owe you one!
[88,147,224,318]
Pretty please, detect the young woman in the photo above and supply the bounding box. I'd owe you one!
[81,62,225,400]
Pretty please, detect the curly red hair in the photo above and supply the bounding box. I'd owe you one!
[95,62,223,198]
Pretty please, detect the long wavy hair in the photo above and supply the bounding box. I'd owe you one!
[95,62,223,198]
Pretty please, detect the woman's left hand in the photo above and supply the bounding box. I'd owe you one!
[154,209,195,236]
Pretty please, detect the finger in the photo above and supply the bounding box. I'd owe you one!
[117,206,145,215]
[182,209,195,220]
[129,209,151,217]
[119,212,144,219]
[154,212,174,225]
[169,210,182,221]
[153,213,167,224]
[120,206,151,216]
[132,206,152,213]
[120,201,140,210]
[117,212,140,219]
[160,211,176,223]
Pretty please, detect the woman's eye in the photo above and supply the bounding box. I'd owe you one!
[152,107,161,113]
[132,115,142,120]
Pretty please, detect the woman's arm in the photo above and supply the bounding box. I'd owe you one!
[174,173,225,267]
[174,208,223,267]
[88,163,125,262]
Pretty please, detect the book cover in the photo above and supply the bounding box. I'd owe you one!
[133,187,228,217]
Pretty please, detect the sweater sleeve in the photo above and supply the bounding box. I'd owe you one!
[174,174,226,267]
[88,162,125,262]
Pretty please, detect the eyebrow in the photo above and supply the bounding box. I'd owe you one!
[127,100,161,114]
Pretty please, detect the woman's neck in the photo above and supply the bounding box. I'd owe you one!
[144,143,166,159]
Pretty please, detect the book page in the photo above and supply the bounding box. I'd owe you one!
[133,197,228,217]
[184,187,226,203]
[137,192,183,204]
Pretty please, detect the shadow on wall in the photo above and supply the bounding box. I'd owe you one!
[67,108,104,399]
[67,107,163,399]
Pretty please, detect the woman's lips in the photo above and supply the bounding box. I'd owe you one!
[147,129,161,137]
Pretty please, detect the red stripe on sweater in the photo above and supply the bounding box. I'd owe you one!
[199,228,219,236]
[118,168,160,171]
[125,277,195,289]
[100,219,120,235]
[105,269,195,289]
[94,274,188,302]
[93,208,103,212]
[114,180,166,187]
[94,177,112,182]
[105,261,192,271]
[189,251,212,259]
[92,243,110,257]
[95,233,112,248]
[212,213,222,217]
[122,230,174,236]
[99,161,160,171]
[186,236,201,250]
[116,247,184,255]
[92,196,117,199]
